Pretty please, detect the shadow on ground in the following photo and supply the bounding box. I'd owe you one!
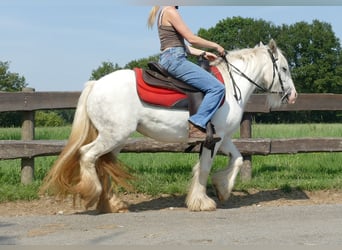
[128,188,309,212]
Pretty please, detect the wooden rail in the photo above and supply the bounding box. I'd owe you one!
[0,90,341,184]
[1,92,342,112]
[1,138,341,160]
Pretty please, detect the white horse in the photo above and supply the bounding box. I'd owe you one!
[41,39,297,213]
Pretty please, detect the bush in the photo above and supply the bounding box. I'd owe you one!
[35,111,65,127]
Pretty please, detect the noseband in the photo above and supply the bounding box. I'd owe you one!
[221,49,288,102]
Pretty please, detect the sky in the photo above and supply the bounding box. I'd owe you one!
[1,0,342,91]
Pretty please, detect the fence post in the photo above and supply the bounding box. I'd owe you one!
[240,113,252,182]
[21,87,35,185]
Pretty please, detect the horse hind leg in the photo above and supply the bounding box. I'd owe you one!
[95,151,131,213]
[95,156,129,213]
[75,141,103,209]
[76,134,130,212]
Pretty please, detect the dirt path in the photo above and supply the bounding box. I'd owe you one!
[1,189,342,216]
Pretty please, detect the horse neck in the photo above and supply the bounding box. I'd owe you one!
[217,48,268,107]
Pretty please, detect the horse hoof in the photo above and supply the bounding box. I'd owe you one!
[96,195,129,213]
[186,196,217,212]
[213,184,225,202]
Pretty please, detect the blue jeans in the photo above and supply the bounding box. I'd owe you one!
[159,47,225,130]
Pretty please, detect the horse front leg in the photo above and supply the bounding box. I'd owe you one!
[186,148,217,211]
[211,139,243,202]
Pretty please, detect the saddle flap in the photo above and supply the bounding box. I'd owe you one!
[145,62,200,93]
[147,62,170,77]
[143,69,179,91]
[134,68,188,109]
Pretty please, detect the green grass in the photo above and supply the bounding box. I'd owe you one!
[237,153,342,191]
[0,124,341,202]
[0,126,71,140]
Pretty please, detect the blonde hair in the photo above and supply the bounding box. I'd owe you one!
[147,6,160,29]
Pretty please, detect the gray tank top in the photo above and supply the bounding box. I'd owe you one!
[157,9,185,51]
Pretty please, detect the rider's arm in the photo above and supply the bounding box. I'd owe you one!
[164,7,225,55]
[187,46,218,61]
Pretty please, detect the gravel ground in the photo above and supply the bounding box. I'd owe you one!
[1,204,342,246]
[1,189,342,246]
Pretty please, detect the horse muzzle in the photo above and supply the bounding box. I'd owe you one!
[282,88,297,104]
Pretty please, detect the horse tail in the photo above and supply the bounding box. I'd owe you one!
[40,81,97,198]
[40,81,132,205]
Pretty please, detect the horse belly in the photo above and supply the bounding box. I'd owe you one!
[137,107,190,142]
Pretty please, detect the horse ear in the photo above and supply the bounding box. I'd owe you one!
[255,41,264,48]
[268,39,278,55]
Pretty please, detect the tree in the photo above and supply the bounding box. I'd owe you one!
[0,61,70,127]
[0,61,27,91]
[0,61,28,127]
[125,55,159,69]
[90,61,122,80]
[35,111,65,127]
[198,16,277,51]
[274,20,342,122]
[276,20,342,94]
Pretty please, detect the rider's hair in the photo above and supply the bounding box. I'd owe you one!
[147,6,160,29]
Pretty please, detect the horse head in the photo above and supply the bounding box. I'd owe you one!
[264,39,297,106]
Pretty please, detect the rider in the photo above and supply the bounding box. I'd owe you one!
[148,6,225,143]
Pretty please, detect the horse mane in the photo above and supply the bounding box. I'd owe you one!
[211,47,261,96]
[227,47,259,61]
[211,46,262,67]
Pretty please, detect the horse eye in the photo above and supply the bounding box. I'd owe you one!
[282,67,287,72]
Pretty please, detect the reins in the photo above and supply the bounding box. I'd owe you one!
[220,48,287,102]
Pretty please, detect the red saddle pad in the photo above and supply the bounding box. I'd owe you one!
[134,66,224,108]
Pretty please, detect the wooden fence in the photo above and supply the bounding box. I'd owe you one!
[1,88,342,184]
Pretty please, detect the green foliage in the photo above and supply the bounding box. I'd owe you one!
[124,54,159,69]
[276,20,342,94]
[55,110,75,124]
[0,112,22,127]
[90,61,122,80]
[198,16,277,51]
[0,61,27,91]
[35,111,65,127]
[0,61,28,127]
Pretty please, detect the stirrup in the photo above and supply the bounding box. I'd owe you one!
[185,122,221,157]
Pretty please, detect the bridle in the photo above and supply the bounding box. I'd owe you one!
[221,48,289,102]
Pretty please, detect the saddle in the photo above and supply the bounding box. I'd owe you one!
[134,59,225,153]
[134,60,224,115]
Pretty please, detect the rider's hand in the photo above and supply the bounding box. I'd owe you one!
[204,52,218,61]
[216,45,225,56]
